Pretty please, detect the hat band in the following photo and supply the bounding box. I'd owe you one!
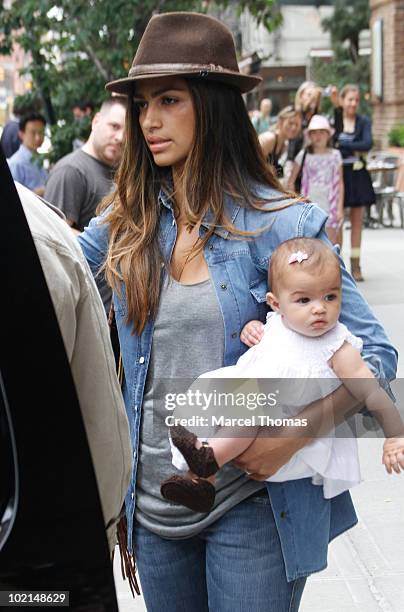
[128,62,234,78]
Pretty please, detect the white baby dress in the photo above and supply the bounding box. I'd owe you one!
[171,312,363,498]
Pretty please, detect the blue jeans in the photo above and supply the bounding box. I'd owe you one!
[133,491,307,611]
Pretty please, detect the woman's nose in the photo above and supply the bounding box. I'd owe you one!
[141,103,162,130]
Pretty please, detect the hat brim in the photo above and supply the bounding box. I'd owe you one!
[308,126,335,137]
[106,70,262,95]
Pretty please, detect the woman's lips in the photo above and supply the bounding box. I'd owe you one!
[148,139,171,153]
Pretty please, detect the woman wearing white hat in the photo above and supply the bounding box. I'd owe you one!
[288,115,344,245]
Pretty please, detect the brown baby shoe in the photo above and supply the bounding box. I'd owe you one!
[161,475,216,513]
[170,425,219,478]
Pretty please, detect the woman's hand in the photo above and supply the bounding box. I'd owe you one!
[240,320,264,347]
[329,85,340,108]
[232,431,309,480]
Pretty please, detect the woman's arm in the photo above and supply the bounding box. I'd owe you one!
[286,161,301,192]
[305,206,397,382]
[338,116,373,153]
[258,131,276,158]
[233,385,359,480]
[77,213,112,311]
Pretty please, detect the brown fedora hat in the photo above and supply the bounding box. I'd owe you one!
[106,12,262,95]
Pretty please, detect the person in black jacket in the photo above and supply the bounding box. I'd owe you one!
[332,84,375,281]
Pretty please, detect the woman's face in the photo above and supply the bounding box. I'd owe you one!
[300,86,317,107]
[135,76,195,170]
[341,90,360,117]
[280,115,301,140]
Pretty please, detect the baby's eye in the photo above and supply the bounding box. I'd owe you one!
[325,294,337,302]
[297,297,310,304]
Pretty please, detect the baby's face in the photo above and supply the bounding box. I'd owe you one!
[267,267,341,337]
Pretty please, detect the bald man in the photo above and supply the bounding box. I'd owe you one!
[44,97,126,232]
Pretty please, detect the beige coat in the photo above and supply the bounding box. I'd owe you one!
[16,182,132,552]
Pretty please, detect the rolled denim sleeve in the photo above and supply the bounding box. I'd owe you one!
[301,204,398,384]
[78,213,112,311]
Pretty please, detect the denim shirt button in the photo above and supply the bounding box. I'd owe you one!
[139,356,145,364]
[231,332,238,339]
[280,511,287,519]
[131,492,134,500]
[208,244,214,250]
[220,283,227,290]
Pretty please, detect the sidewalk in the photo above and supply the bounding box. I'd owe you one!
[301,221,404,612]
[114,221,404,612]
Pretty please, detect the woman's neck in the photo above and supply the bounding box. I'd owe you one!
[343,111,356,121]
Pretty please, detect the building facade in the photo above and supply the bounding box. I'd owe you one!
[239,4,334,111]
[370,0,404,147]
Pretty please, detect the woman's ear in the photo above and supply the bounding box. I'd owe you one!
[266,291,280,311]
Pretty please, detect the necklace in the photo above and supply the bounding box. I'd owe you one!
[177,235,201,281]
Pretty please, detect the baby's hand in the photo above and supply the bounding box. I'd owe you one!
[240,320,264,347]
[382,437,404,474]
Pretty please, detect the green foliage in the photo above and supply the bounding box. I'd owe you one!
[322,0,370,63]
[388,125,404,148]
[49,116,92,165]
[0,0,280,163]
[314,0,371,116]
[12,92,43,116]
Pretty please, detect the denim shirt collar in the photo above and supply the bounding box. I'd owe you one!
[159,181,284,239]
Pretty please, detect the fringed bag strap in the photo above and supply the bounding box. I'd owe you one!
[113,514,141,597]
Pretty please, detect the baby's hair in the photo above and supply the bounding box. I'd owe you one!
[269,237,341,293]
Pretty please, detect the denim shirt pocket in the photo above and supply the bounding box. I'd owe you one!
[249,276,269,322]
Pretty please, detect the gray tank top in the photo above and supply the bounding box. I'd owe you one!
[135,275,263,538]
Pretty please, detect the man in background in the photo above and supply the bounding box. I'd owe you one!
[252,98,273,134]
[71,100,94,150]
[44,97,126,233]
[15,180,132,552]
[7,113,48,196]
[71,99,95,121]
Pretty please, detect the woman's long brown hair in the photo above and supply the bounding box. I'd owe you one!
[99,79,299,335]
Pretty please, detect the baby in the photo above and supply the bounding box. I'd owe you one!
[161,237,404,512]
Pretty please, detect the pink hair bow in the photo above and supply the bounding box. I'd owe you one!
[288,251,309,264]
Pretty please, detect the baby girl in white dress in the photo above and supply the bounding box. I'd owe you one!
[161,237,404,512]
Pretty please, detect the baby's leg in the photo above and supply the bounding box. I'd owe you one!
[170,425,258,477]
[208,426,259,467]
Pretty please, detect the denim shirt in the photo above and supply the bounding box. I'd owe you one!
[79,184,397,581]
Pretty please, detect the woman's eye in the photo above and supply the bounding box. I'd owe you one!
[134,101,147,111]
[297,297,310,304]
[325,294,337,302]
[162,97,177,105]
